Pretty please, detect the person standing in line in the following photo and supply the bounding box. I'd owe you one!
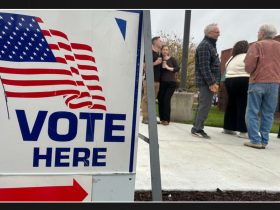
[191,23,221,139]
[158,45,180,125]
[278,91,280,139]
[222,40,250,138]
[244,24,280,149]
[141,36,162,124]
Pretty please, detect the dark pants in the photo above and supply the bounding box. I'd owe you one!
[158,81,176,122]
[224,77,249,133]
[193,85,214,131]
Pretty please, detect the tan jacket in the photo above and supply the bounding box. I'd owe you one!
[244,39,280,84]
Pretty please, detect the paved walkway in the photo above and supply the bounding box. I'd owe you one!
[135,120,280,192]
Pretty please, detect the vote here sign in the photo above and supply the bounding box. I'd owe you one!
[0,10,143,174]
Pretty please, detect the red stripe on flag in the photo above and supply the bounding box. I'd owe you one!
[35,17,44,23]
[50,29,68,40]
[88,85,102,91]
[77,65,97,71]
[0,67,72,76]
[91,104,107,111]
[65,91,91,105]
[81,75,99,81]
[92,95,106,101]
[71,43,92,52]
[42,30,51,37]
[58,42,72,52]
[5,90,80,98]
[56,57,67,64]
[49,44,60,50]
[74,54,95,63]
[70,67,79,75]
[69,101,93,109]
[65,55,75,61]
[1,79,77,86]
[79,92,91,98]
[76,81,85,86]
[65,95,78,105]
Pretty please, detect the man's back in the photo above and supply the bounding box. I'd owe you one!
[245,39,280,84]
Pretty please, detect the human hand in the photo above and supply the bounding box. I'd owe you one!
[209,84,219,93]
[166,65,174,71]
[143,63,146,72]
[155,57,162,65]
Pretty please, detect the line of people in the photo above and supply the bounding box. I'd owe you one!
[141,23,280,149]
[141,36,180,126]
[192,23,280,149]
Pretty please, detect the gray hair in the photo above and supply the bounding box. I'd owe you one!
[259,24,277,39]
[204,23,218,35]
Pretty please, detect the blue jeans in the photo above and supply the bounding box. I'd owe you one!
[245,83,279,145]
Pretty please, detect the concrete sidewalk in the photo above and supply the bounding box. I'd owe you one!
[135,120,280,192]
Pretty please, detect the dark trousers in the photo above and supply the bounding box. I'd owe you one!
[224,77,249,133]
[158,81,176,122]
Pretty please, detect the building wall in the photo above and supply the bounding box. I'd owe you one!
[218,35,280,112]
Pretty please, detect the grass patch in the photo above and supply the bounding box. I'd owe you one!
[190,106,279,134]
[156,103,279,133]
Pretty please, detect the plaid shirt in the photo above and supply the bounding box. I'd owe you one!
[195,37,221,87]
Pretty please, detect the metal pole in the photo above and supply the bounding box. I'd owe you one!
[142,10,162,201]
[179,10,191,91]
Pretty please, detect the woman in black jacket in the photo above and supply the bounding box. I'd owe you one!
[158,45,180,125]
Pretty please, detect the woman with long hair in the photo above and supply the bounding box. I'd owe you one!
[223,40,250,138]
[158,45,180,125]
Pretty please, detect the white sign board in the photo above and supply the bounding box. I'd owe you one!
[0,174,135,201]
[0,10,143,201]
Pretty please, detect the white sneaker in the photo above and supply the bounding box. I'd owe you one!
[238,132,248,139]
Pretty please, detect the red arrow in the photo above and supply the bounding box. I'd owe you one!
[0,179,88,202]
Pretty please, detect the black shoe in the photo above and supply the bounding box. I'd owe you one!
[191,129,211,139]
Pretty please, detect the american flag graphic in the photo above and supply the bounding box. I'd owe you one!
[0,12,107,111]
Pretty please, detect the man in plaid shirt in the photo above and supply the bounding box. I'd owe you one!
[191,23,221,139]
